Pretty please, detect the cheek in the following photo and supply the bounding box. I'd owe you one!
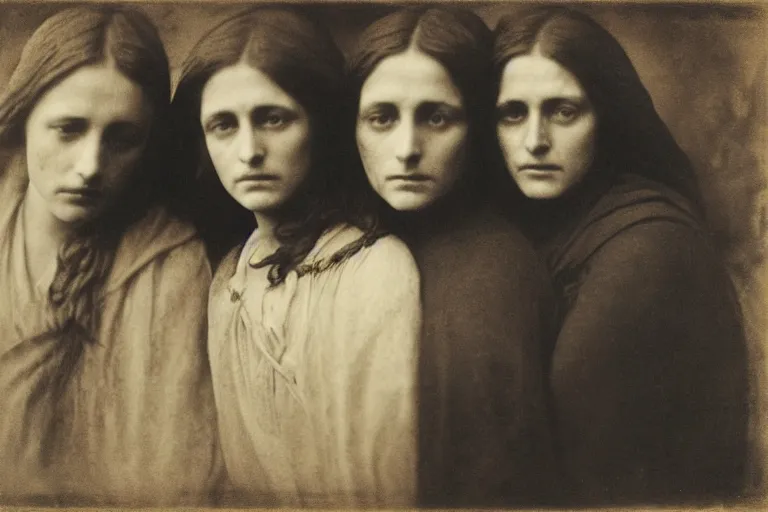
[355,131,387,182]
[496,127,523,162]
[26,132,60,177]
[205,137,237,183]
[104,149,143,187]
[112,145,144,168]
[429,130,467,179]
[274,128,312,181]
[563,124,597,167]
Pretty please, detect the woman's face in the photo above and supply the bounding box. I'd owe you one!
[200,63,311,214]
[356,49,468,211]
[24,63,152,226]
[496,54,597,200]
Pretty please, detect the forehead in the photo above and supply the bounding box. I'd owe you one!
[200,63,301,119]
[359,49,462,108]
[497,54,586,103]
[32,63,149,123]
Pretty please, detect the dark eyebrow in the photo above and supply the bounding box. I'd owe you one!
[497,96,587,108]
[250,104,295,116]
[427,99,460,107]
[202,111,235,127]
[495,99,523,109]
[47,116,88,126]
[252,104,292,111]
[417,100,463,112]
[543,96,587,104]
[358,102,396,117]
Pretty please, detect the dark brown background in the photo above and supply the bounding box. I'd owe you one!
[0,0,765,503]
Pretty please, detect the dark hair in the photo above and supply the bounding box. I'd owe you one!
[493,6,702,207]
[172,6,377,282]
[0,5,172,369]
[347,6,501,211]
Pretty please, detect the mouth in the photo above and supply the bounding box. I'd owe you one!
[58,187,101,201]
[519,164,562,172]
[236,174,280,184]
[386,174,432,182]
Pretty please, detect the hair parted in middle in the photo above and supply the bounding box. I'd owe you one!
[172,6,381,281]
[347,6,505,207]
[492,5,702,209]
[0,4,173,394]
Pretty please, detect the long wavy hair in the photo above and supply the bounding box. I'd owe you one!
[492,6,702,209]
[0,6,172,355]
[172,7,379,283]
[346,6,501,220]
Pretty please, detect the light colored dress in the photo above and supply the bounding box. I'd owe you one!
[209,224,419,507]
[0,156,221,506]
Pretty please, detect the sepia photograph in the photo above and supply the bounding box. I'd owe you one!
[0,0,765,510]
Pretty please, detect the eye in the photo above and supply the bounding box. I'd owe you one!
[497,102,527,125]
[551,103,580,124]
[265,113,285,128]
[417,104,463,131]
[428,112,447,128]
[254,108,296,130]
[49,119,87,141]
[204,115,238,139]
[366,112,397,131]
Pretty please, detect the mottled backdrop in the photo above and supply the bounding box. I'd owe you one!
[0,0,766,502]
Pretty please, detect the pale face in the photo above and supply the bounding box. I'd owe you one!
[24,63,151,228]
[496,54,597,200]
[356,50,468,211]
[200,63,312,214]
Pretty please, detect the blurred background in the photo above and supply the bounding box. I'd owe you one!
[0,0,765,502]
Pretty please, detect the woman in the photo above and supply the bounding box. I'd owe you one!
[349,7,557,507]
[171,7,419,507]
[493,6,748,505]
[0,6,220,506]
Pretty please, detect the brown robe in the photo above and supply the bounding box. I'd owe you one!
[539,173,748,504]
[391,197,558,507]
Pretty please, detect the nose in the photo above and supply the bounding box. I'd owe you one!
[237,125,265,167]
[524,113,551,156]
[73,133,102,182]
[394,120,421,168]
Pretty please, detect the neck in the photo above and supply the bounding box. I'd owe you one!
[384,180,479,245]
[253,211,279,241]
[252,211,282,260]
[516,168,613,245]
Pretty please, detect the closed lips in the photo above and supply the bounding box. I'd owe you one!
[59,187,100,197]
[387,174,431,181]
[519,164,561,171]
[236,174,279,183]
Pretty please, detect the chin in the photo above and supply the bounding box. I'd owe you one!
[237,197,285,213]
[54,205,100,226]
[384,197,431,212]
[382,188,440,212]
[519,185,565,201]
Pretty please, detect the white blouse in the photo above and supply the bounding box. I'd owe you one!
[208,224,420,507]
